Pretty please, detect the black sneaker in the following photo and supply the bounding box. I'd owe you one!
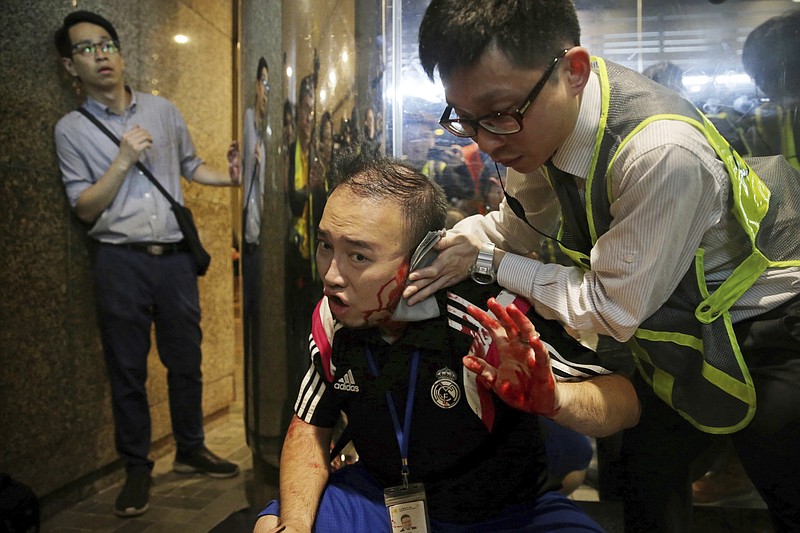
[114,470,151,517]
[173,446,239,478]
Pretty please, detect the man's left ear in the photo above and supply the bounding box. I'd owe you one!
[61,57,78,78]
[564,47,591,95]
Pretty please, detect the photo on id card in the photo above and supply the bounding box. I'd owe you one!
[384,483,430,533]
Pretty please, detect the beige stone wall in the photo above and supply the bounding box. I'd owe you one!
[0,0,237,500]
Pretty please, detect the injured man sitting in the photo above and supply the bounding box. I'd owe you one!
[254,148,640,533]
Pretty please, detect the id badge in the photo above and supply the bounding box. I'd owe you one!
[384,483,431,533]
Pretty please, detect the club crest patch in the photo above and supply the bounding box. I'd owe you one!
[431,367,460,409]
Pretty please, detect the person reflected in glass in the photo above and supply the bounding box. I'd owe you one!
[241,57,269,433]
[742,8,800,170]
[642,61,685,96]
[282,100,296,178]
[314,111,335,189]
[286,75,322,399]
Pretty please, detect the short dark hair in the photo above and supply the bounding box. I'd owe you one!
[742,9,800,99]
[299,74,314,101]
[418,0,580,81]
[642,61,685,94]
[283,99,295,124]
[256,56,269,81]
[54,10,119,58]
[328,148,448,256]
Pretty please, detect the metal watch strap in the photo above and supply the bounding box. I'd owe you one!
[470,242,496,284]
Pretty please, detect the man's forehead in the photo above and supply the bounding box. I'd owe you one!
[445,74,517,104]
[323,189,405,246]
[69,22,111,41]
[318,220,389,253]
[443,46,534,108]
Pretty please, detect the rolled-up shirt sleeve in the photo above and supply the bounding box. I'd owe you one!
[456,122,727,342]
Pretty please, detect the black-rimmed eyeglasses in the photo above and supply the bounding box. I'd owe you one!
[439,49,569,138]
[71,39,120,57]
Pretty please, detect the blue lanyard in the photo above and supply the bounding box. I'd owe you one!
[366,346,420,487]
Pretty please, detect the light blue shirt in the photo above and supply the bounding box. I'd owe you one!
[241,107,266,245]
[55,89,204,244]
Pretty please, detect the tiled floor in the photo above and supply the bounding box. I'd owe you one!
[40,404,257,533]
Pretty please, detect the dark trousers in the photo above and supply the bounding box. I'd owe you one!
[242,246,261,446]
[613,293,800,532]
[92,244,205,472]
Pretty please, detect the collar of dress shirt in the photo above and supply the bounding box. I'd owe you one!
[550,70,601,180]
[84,85,138,117]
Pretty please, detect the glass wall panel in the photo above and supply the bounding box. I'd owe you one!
[276,0,387,428]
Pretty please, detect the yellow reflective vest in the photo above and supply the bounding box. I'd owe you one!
[554,58,800,433]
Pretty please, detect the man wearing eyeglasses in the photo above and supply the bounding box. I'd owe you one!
[241,57,270,444]
[53,10,240,518]
[408,1,800,532]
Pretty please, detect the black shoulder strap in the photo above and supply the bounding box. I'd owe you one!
[76,107,179,209]
[242,156,260,224]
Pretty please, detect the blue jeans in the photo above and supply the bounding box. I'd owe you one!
[540,416,593,479]
[93,244,205,471]
[259,462,604,532]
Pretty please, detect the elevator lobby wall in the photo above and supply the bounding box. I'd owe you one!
[0,0,239,512]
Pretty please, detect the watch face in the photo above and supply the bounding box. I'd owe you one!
[471,243,496,285]
[471,270,495,285]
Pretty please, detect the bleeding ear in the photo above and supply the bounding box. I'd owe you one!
[564,47,592,95]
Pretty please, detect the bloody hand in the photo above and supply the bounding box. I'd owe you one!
[464,298,560,417]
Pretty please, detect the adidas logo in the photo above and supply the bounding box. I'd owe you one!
[334,369,360,392]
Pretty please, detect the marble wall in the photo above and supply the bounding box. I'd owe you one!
[0,0,238,504]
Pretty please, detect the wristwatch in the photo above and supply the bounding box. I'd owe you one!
[469,242,496,285]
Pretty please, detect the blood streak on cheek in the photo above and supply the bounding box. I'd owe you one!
[388,262,409,304]
[362,262,410,320]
